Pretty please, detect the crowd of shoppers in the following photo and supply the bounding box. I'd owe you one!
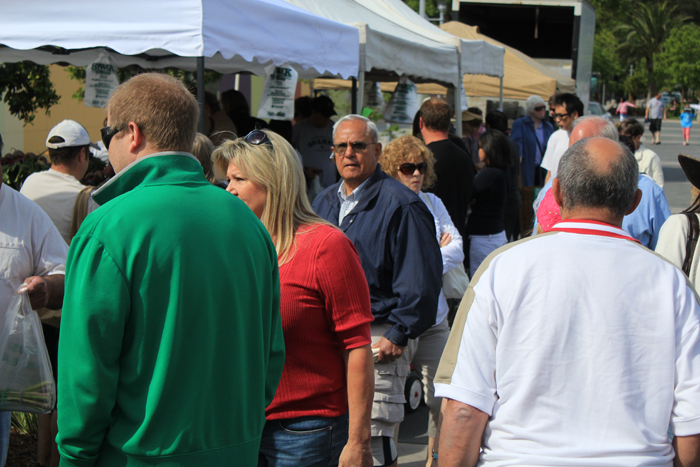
[4,77,700,467]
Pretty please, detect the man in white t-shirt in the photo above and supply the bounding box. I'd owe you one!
[541,93,582,183]
[21,120,99,244]
[432,137,700,467]
[0,133,67,467]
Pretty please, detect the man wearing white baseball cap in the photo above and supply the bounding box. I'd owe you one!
[21,119,99,245]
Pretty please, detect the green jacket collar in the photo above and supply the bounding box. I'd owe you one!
[92,152,204,205]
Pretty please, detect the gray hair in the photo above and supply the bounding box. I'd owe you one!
[333,115,379,143]
[525,95,546,116]
[558,138,638,218]
[572,116,619,141]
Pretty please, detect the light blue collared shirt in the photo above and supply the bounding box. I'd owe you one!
[337,177,371,226]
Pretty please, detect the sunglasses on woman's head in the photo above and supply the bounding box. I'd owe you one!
[243,129,273,149]
[399,162,428,175]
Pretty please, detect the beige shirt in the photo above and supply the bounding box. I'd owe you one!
[635,144,664,189]
[20,169,99,244]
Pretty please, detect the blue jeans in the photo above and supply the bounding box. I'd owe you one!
[258,413,349,467]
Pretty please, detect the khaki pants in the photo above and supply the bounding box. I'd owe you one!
[369,324,418,438]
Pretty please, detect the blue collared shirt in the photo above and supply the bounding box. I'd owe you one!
[337,177,371,225]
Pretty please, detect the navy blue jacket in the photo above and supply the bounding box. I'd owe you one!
[510,115,554,187]
[313,165,442,346]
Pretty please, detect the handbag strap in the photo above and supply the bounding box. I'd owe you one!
[420,192,434,212]
[682,212,700,276]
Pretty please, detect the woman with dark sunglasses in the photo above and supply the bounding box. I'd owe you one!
[466,129,512,275]
[378,135,464,465]
[212,129,375,467]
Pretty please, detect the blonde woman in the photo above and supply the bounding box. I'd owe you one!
[213,130,374,467]
[379,135,464,467]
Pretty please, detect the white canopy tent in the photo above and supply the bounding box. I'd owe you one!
[286,0,504,134]
[0,0,360,129]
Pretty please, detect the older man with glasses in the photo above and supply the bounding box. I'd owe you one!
[541,93,583,184]
[313,114,442,467]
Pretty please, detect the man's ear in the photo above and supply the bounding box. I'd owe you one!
[625,189,643,216]
[552,178,564,208]
[127,122,146,153]
[419,117,425,131]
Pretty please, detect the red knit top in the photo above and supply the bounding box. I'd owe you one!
[265,223,373,420]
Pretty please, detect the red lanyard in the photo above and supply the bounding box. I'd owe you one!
[550,219,641,243]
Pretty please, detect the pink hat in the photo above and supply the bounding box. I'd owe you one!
[537,188,561,232]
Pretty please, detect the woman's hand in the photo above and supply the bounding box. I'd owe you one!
[439,232,452,247]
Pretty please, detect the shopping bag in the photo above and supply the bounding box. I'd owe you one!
[443,264,470,299]
[0,288,55,413]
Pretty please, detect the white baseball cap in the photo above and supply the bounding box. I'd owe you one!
[46,120,92,149]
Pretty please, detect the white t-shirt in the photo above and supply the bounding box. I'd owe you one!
[20,169,99,244]
[420,191,464,325]
[435,221,700,466]
[0,185,67,316]
[292,119,337,188]
[540,128,570,176]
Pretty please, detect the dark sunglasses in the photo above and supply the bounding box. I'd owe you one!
[551,112,571,120]
[534,106,546,111]
[333,141,374,154]
[100,126,122,149]
[243,129,273,149]
[399,162,428,175]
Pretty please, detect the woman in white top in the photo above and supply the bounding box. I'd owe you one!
[656,154,700,287]
[379,135,464,467]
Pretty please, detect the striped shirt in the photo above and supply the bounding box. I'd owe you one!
[337,177,371,225]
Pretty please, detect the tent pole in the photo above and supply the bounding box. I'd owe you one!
[351,78,358,114]
[455,51,462,138]
[499,76,504,110]
[356,71,365,115]
[197,57,205,134]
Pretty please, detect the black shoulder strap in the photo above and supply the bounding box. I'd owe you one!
[682,213,700,276]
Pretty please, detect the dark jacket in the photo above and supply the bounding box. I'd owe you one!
[510,115,554,187]
[313,165,442,346]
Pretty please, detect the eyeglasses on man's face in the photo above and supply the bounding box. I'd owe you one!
[534,106,546,112]
[100,126,123,149]
[551,112,571,120]
[332,141,375,154]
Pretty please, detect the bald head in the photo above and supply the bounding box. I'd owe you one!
[557,137,639,219]
[569,116,619,147]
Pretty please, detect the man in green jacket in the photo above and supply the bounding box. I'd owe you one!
[57,73,285,467]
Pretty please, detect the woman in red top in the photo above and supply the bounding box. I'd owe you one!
[213,129,374,467]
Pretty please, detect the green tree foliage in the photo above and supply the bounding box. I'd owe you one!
[593,29,624,92]
[403,0,453,22]
[0,63,60,125]
[616,1,689,99]
[659,24,700,100]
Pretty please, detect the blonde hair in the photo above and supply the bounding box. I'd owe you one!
[379,135,437,190]
[192,133,216,184]
[107,73,199,153]
[212,130,332,265]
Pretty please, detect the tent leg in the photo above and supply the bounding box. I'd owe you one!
[351,78,358,114]
[455,55,462,138]
[197,57,205,134]
[499,76,504,111]
[356,71,365,115]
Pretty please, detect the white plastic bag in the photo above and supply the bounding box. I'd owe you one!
[383,77,419,124]
[0,289,55,413]
[256,63,298,121]
[84,50,119,109]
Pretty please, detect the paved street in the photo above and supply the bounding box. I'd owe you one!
[396,117,694,465]
[646,118,694,213]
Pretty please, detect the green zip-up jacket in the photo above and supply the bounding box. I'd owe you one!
[57,153,285,467]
